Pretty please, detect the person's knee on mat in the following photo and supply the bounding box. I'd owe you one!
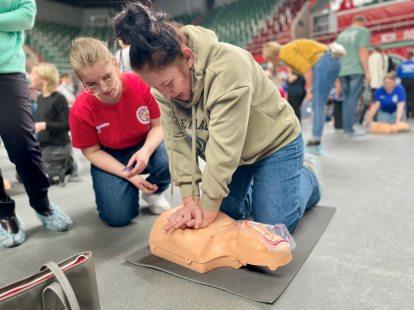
[99,210,137,227]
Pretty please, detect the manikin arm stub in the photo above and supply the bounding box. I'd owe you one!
[149,206,295,273]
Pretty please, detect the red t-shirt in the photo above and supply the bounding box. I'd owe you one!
[70,73,160,150]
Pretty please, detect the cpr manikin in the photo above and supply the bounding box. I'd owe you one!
[370,121,410,134]
[149,206,296,273]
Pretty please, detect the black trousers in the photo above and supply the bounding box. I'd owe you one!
[0,73,50,219]
[401,78,414,118]
[288,93,305,124]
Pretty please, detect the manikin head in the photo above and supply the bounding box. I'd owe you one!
[383,71,397,94]
[113,0,193,102]
[221,221,294,270]
[262,41,281,68]
[69,37,123,105]
[30,63,59,94]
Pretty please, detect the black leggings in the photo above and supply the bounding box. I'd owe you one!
[0,73,51,218]
[401,78,414,118]
[288,93,305,123]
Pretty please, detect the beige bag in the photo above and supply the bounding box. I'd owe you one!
[329,42,346,58]
[0,251,100,310]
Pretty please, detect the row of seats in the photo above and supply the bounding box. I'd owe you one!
[26,0,289,73]
[198,0,279,48]
[25,20,117,73]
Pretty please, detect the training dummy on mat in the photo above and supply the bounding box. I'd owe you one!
[366,71,410,133]
[114,1,323,236]
[149,206,296,273]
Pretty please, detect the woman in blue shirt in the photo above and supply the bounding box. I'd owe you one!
[365,71,406,126]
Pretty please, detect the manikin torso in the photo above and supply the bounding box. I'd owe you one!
[149,207,293,273]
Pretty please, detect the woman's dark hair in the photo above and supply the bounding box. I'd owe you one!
[113,0,186,71]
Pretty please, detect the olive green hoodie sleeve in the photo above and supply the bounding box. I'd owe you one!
[152,89,203,199]
[200,86,252,211]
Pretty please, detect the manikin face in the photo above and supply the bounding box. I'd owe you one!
[80,61,122,104]
[138,47,194,101]
[383,78,395,94]
[29,69,45,89]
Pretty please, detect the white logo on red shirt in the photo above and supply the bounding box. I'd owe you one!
[137,106,150,124]
[96,122,109,134]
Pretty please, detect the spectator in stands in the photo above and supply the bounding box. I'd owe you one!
[396,51,414,119]
[113,1,323,233]
[69,37,171,227]
[286,69,306,123]
[0,0,72,248]
[29,63,74,184]
[365,71,406,126]
[115,39,133,73]
[262,39,341,156]
[262,42,282,89]
[57,72,76,107]
[335,15,371,137]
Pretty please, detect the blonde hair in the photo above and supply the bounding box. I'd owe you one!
[262,42,281,61]
[384,70,396,81]
[69,37,114,79]
[33,63,59,92]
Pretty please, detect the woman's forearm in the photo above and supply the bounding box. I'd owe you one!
[83,148,128,179]
[367,102,380,123]
[396,102,405,122]
[303,68,313,90]
[140,126,164,156]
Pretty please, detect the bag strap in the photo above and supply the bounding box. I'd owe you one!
[41,262,80,310]
[42,282,70,310]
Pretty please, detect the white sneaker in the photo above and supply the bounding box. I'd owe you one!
[142,192,170,215]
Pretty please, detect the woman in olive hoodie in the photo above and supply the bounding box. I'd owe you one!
[113,1,322,232]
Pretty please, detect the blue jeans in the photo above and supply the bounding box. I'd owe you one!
[340,74,365,132]
[91,141,170,226]
[220,133,320,232]
[312,51,341,141]
[378,110,407,124]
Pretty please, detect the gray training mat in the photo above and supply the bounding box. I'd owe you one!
[125,206,336,303]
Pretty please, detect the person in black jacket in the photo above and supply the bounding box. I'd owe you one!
[30,63,72,180]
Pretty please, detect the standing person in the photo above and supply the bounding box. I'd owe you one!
[365,71,406,126]
[114,1,323,233]
[115,39,133,73]
[262,39,341,156]
[57,72,76,108]
[286,68,306,123]
[368,47,388,95]
[0,0,72,248]
[331,78,344,129]
[396,51,414,119]
[69,37,171,227]
[29,63,73,183]
[335,15,371,137]
[262,42,282,89]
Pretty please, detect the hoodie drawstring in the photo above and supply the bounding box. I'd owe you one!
[170,102,174,200]
[191,105,196,201]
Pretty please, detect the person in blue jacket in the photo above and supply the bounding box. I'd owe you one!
[396,51,414,119]
[365,71,406,126]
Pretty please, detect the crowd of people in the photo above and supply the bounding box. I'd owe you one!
[0,0,412,248]
[262,15,413,155]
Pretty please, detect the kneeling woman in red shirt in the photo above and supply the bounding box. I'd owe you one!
[69,37,171,226]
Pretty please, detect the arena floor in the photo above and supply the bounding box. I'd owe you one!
[0,120,413,310]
